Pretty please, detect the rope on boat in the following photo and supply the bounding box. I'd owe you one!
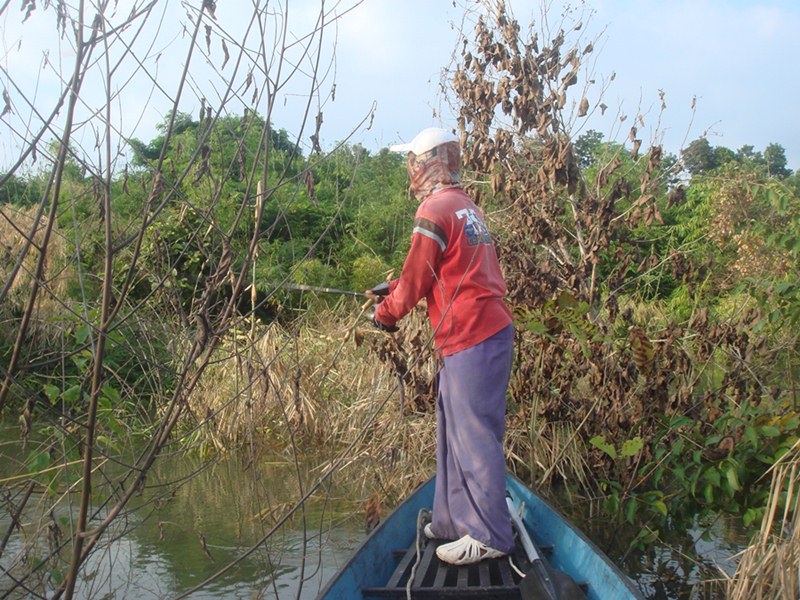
[509,554,526,578]
[407,509,430,600]
[507,500,530,578]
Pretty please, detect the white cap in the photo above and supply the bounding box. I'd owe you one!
[389,127,458,155]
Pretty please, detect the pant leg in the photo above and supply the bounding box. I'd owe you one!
[431,324,515,552]
[431,378,457,538]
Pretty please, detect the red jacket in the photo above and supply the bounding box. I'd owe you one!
[374,187,512,356]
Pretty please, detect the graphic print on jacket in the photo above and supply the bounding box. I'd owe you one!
[456,208,492,246]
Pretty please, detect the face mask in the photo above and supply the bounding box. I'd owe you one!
[407,142,462,200]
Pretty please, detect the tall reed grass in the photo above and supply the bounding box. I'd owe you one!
[725,439,800,599]
[182,300,596,509]
[183,304,440,495]
[0,205,74,337]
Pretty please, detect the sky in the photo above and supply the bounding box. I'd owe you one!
[1,0,799,171]
[333,0,800,168]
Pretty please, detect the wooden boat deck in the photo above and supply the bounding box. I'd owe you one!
[362,539,520,599]
[362,532,543,599]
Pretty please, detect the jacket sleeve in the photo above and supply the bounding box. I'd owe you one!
[374,232,442,326]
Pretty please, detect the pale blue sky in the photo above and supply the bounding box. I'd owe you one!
[339,0,800,168]
[1,0,798,170]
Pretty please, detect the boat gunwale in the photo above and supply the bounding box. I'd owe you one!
[315,477,434,599]
[506,473,645,599]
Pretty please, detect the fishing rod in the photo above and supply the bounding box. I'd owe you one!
[271,281,389,298]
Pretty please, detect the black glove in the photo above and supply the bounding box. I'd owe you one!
[370,282,390,303]
[371,314,399,333]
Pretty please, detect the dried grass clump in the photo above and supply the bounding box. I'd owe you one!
[185,304,438,473]
[506,402,591,492]
[725,440,800,599]
[0,204,75,342]
[317,389,438,510]
[184,318,337,449]
[185,297,598,506]
[0,205,72,299]
[182,301,441,525]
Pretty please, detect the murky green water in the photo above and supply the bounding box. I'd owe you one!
[545,487,747,598]
[0,424,367,599]
[0,422,747,599]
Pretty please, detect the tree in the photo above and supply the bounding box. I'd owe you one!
[736,144,760,163]
[682,139,791,180]
[714,145,736,167]
[128,111,199,164]
[574,129,604,169]
[764,143,791,178]
[681,138,717,175]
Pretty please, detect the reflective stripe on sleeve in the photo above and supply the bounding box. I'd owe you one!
[412,217,447,252]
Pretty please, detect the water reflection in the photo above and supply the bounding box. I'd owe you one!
[126,454,367,598]
[0,425,367,599]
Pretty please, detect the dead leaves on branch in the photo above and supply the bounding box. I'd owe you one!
[360,306,437,415]
[628,325,655,377]
[452,1,670,306]
[453,3,599,304]
[510,297,775,486]
[443,1,784,487]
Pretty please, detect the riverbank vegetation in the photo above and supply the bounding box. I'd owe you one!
[1,1,798,598]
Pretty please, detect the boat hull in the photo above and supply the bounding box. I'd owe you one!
[317,474,643,599]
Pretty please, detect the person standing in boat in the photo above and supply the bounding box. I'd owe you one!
[365,127,515,566]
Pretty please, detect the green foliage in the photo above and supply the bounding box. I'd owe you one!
[670,162,796,298]
[682,137,792,178]
[748,180,800,325]
[0,173,43,207]
[517,290,600,355]
[764,143,791,178]
[291,257,341,288]
[681,138,717,175]
[127,111,200,164]
[574,129,604,169]
[590,435,670,528]
[329,146,413,277]
[351,254,391,293]
[590,434,644,461]
[593,398,800,532]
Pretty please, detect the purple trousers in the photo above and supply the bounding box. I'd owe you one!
[430,323,515,552]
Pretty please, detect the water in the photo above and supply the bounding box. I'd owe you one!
[536,486,748,598]
[1,423,747,599]
[67,459,367,599]
[0,425,368,599]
